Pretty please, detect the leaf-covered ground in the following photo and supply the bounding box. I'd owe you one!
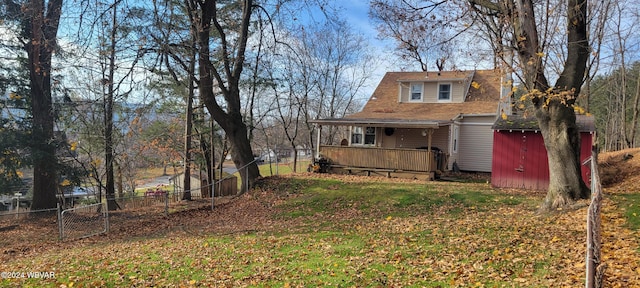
[1,150,639,287]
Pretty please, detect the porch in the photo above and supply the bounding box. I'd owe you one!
[318,145,445,179]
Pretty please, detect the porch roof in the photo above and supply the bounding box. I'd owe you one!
[310,118,447,128]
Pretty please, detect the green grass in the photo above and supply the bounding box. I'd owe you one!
[231,160,312,179]
[258,160,311,176]
[274,179,526,219]
[614,193,640,231]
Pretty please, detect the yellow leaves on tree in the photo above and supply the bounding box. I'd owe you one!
[69,141,78,151]
[8,92,22,100]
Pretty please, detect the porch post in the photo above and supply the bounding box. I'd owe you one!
[427,128,434,176]
[316,125,322,159]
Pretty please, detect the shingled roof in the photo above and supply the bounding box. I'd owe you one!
[311,69,503,127]
[353,69,501,120]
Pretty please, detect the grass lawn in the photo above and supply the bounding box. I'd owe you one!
[1,174,638,287]
[257,160,312,177]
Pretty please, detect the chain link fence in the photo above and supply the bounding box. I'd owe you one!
[0,206,58,221]
[586,147,606,288]
[0,175,239,242]
[60,203,108,240]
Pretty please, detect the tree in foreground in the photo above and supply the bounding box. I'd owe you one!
[23,0,64,210]
[469,0,591,210]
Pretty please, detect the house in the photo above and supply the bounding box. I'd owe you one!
[311,69,507,179]
[491,114,595,190]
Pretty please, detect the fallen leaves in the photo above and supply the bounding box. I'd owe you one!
[0,170,639,286]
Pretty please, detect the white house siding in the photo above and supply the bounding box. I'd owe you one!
[453,115,496,172]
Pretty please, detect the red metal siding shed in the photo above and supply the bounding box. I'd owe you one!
[491,115,594,190]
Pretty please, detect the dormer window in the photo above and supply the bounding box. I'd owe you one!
[438,83,451,102]
[410,83,423,101]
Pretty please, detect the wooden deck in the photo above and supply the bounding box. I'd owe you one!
[318,146,437,173]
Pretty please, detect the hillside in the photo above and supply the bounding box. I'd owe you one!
[599,147,640,192]
[597,147,640,285]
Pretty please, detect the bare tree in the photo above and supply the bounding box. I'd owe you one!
[370,0,466,71]
[608,1,640,149]
[94,0,151,210]
[294,21,374,146]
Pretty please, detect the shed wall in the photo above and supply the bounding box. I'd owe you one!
[491,131,593,190]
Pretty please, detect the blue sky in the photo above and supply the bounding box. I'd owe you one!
[337,0,396,96]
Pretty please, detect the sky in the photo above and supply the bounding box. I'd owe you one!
[0,0,403,102]
[334,0,396,98]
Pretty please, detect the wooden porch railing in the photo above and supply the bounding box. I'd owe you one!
[319,145,437,172]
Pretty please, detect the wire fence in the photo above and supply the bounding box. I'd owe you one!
[60,203,108,240]
[586,146,606,288]
[0,206,58,221]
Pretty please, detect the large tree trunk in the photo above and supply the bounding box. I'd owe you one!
[536,0,591,211]
[537,102,590,211]
[27,0,63,210]
[511,0,590,211]
[223,116,260,194]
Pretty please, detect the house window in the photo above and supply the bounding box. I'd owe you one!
[438,83,451,101]
[410,83,423,101]
[364,127,376,145]
[351,127,363,144]
[351,126,376,145]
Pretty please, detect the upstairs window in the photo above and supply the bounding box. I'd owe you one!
[438,83,451,101]
[410,83,423,101]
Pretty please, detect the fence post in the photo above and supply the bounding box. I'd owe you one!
[164,191,169,217]
[211,179,215,210]
[585,146,605,288]
[57,203,62,241]
[104,202,110,233]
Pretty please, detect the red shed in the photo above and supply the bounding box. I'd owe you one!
[491,115,594,190]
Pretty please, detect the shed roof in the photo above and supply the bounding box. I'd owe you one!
[492,114,595,132]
